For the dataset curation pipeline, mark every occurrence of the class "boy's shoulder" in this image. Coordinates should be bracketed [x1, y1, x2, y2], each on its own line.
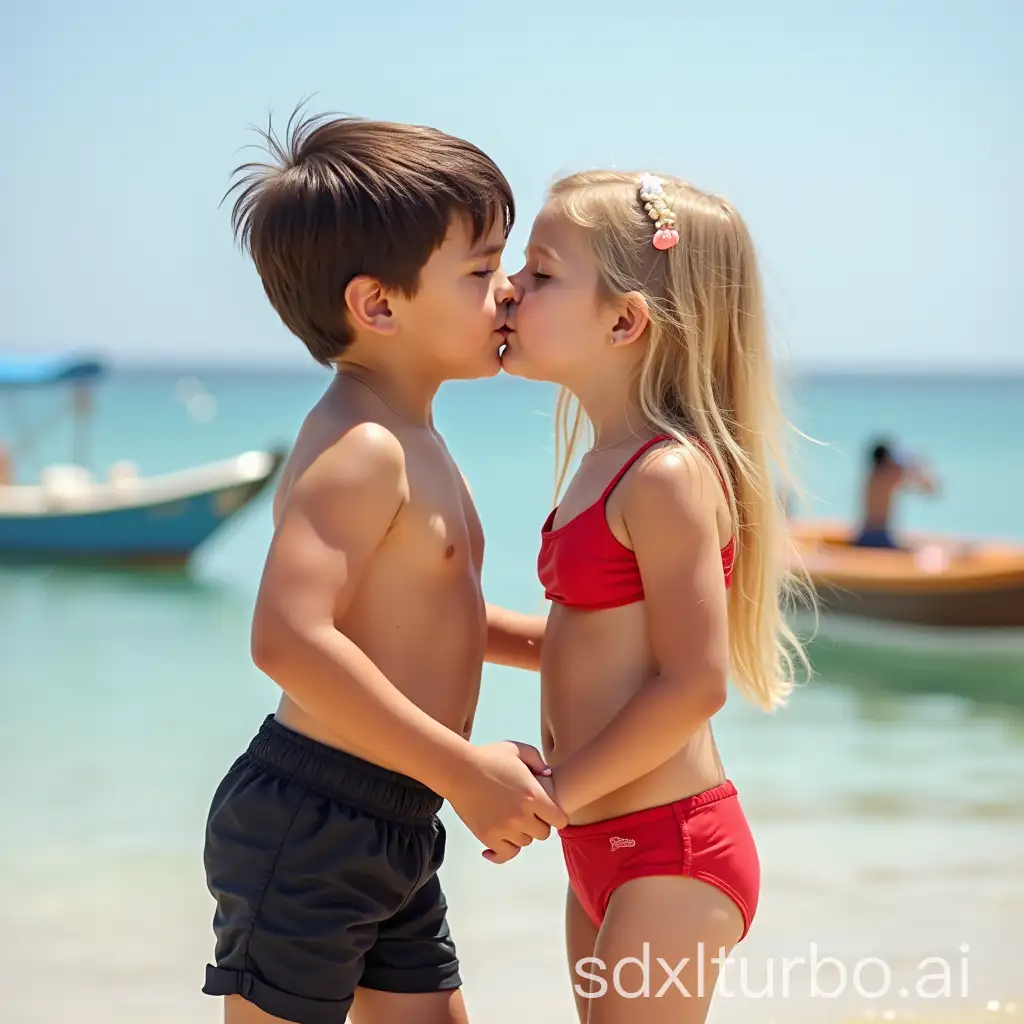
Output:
[274, 410, 411, 525]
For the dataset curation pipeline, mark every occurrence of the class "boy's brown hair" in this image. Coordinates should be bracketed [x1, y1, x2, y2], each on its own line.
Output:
[226, 108, 516, 365]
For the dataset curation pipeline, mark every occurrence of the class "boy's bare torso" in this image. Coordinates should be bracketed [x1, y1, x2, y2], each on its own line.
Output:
[271, 386, 487, 759]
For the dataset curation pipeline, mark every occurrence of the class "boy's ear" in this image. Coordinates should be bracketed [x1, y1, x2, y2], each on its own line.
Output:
[609, 291, 650, 347]
[344, 276, 396, 335]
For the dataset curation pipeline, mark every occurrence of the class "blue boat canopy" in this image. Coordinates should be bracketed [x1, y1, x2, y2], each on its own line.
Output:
[0, 353, 106, 388]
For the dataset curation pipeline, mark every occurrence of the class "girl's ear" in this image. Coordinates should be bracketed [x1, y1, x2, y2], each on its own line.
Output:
[609, 291, 650, 346]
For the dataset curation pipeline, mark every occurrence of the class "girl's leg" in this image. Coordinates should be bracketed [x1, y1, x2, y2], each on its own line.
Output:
[587, 876, 744, 1024]
[565, 883, 600, 1023]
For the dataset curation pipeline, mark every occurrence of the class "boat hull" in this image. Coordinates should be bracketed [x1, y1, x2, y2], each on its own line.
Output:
[0, 450, 283, 566]
[792, 521, 1024, 629]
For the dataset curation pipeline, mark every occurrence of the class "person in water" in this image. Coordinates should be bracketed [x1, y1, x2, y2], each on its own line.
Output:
[854, 439, 938, 549]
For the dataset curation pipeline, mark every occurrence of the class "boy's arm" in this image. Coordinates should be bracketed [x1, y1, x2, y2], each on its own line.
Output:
[250, 424, 473, 794]
[250, 424, 567, 858]
[458, 468, 547, 673]
[485, 603, 547, 672]
[547, 449, 730, 817]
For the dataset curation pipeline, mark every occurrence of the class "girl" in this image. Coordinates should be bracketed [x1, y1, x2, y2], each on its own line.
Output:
[499, 170, 810, 1023]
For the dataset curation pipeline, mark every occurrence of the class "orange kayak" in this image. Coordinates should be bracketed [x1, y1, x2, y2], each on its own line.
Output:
[789, 521, 1024, 628]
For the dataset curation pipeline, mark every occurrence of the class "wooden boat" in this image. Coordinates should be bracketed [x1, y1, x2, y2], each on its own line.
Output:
[0, 352, 284, 566]
[791, 520, 1024, 629]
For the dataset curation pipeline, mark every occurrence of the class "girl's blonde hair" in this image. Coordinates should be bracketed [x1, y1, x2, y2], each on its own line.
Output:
[548, 170, 812, 711]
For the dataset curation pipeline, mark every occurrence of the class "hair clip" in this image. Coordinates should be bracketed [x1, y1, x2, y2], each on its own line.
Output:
[639, 173, 679, 250]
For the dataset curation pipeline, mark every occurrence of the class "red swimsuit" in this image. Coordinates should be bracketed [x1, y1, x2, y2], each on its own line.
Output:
[539, 434, 760, 940]
[539, 434, 736, 608]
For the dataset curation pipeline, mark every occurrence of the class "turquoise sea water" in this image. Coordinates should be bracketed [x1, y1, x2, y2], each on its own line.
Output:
[2, 368, 1023, 1023]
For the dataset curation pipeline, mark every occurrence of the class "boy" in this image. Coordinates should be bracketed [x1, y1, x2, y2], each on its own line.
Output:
[202, 111, 564, 1024]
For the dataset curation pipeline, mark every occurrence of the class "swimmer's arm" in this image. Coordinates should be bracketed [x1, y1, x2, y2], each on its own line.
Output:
[485, 603, 546, 671]
[250, 424, 476, 794]
[549, 450, 729, 816]
[901, 463, 938, 495]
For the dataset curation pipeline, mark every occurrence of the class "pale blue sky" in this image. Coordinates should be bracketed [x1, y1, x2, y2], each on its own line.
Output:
[1, 0, 1019, 369]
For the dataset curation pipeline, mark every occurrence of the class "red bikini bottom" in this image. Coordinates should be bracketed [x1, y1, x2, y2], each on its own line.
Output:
[558, 781, 759, 940]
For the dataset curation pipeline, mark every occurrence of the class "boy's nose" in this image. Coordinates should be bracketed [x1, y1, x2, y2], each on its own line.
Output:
[495, 271, 516, 305]
[503, 271, 524, 304]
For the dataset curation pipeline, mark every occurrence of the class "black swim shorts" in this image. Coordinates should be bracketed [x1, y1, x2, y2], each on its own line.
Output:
[202, 715, 459, 1023]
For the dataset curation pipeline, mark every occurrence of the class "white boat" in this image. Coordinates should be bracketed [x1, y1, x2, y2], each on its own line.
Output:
[0, 352, 283, 566]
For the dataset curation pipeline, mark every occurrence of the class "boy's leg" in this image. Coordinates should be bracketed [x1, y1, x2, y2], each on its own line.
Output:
[349, 988, 468, 1024]
[221, 993, 468, 1024]
[203, 715, 451, 1024]
[352, 834, 466, 1024]
[223, 994, 300, 1022]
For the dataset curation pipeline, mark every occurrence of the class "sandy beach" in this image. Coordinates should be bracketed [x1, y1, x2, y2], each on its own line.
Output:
[2, 794, 1020, 1023]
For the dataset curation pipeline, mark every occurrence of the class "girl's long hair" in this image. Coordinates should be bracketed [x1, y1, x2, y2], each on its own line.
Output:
[549, 170, 812, 711]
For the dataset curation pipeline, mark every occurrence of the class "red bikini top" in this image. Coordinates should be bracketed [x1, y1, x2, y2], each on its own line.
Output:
[537, 434, 736, 611]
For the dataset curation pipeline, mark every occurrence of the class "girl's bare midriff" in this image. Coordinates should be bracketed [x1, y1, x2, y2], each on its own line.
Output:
[542, 600, 726, 826]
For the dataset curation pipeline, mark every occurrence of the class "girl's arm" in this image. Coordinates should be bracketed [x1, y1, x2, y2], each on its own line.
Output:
[550, 448, 731, 817]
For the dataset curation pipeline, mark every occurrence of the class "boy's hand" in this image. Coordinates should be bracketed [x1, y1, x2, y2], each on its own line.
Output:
[446, 741, 568, 864]
[535, 772, 557, 803]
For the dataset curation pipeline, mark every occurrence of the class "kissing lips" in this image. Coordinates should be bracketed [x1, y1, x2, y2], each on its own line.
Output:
[495, 324, 513, 357]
